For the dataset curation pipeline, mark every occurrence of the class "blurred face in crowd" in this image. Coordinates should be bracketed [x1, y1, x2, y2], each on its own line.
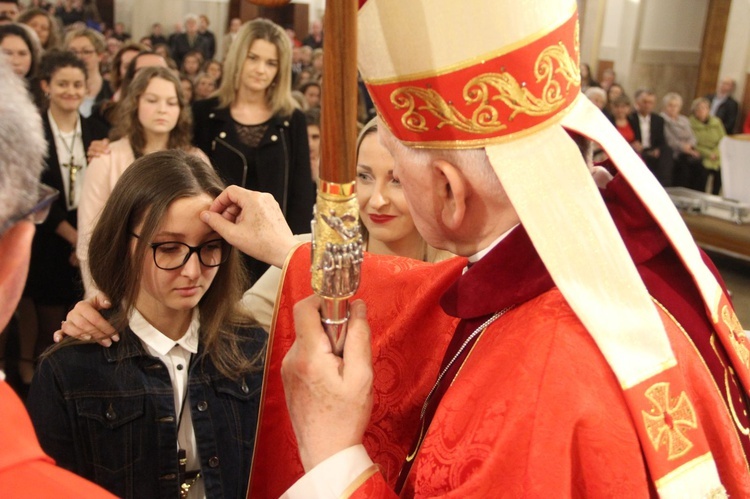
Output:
[241, 39, 278, 95]
[357, 132, 418, 247]
[41, 65, 87, 115]
[229, 18, 241, 34]
[663, 98, 682, 120]
[612, 102, 630, 120]
[303, 83, 320, 108]
[194, 74, 216, 100]
[185, 18, 198, 37]
[138, 77, 180, 138]
[206, 61, 222, 82]
[635, 93, 656, 116]
[307, 123, 320, 181]
[26, 14, 51, 46]
[68, 35, 101, 74]
[0, 1, 20, 22]
[0, 34, 31, 76]
[182, 53, 201, 76]
[180, 77, 193, 102]
[693, 100, 710, 122]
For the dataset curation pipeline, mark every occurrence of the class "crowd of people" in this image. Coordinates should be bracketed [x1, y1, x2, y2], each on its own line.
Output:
[1, 0, 749, 497]
[583, 69, 742, 194]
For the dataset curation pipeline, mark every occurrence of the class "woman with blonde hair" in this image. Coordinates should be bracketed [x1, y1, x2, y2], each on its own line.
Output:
[78, 66, 208, 298]
[63, 27, 111, 117]
[192, 18, 314, 284]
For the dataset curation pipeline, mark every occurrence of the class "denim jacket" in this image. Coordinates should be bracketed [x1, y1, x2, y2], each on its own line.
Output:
[27, 326, 266, 499]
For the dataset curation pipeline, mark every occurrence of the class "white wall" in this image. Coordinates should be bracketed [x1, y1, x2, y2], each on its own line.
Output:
[720, 0, 750, 98]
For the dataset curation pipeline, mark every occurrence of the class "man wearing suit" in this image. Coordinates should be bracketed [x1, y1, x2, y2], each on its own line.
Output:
[707, 77, 739, 135]
[628, 88, 674, 186]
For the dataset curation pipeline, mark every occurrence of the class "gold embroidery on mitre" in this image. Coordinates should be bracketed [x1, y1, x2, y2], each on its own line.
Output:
[722, 305, 749, 368]
[390, 36, 580, 135]
[641, 382, 698, 460]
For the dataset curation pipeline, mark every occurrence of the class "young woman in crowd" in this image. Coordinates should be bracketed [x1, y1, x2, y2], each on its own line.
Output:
[204, 59, 222, 85]
[64, 28, 111, 117]
[78, 66, 207, 298]
[17, 50, 107, 385]
[180, 74, 194, 104]
[28, 150, 265, 499]
[17, 8, 61, 52]
[180, 49, 203, 79]
[242, 118, 453, 330]
[192, 18, 314, 283]
[0, 23, 41, 84]
[108, 42, 145, 99]
[690, 97, 727, 195]
[609, 94, 636, 145]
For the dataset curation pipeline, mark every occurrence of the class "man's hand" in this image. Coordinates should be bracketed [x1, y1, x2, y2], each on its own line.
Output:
[54, 294, 119, 346]
[281, 297, 374, 472]
[200, 186, 299, 268]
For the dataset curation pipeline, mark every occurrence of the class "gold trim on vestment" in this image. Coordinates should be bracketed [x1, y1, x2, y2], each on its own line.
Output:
[340, 464, 380, 499]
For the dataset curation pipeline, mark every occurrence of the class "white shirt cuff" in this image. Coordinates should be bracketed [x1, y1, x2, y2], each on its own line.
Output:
[281, 445, 374, 499]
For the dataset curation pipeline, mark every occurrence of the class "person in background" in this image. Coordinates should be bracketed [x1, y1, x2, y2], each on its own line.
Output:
[580, 63, 598, 92]
[149, 22, 167, 47]
[0, 23, 40, 85]
[221, 17, 242, 62]
[198, 14, 215, 61]
[28, 150, 265, 499]
[584, 86, 607, 111]
[299, 80, 320, 110]
[628, 88, 673, 186]
[599, 67, 616, 91]
[204, 58, 222, 85]
[660, 92, 705, 191]
[111, 22, 130, 43]
[18, 8, 61, 52]
[180, 74, 194, 104]
[171, 13, 208, 69]
[706, 77, 739, 135]
[64, 27, 111, 117]
[0, 46, 115, 499]
[16, 50, 107, 389]
[180, 48, 202, 79]
[192, 18, 314, 284]
[193, 71, 216, 101]
[304, 107, 320, 182]
[302, 19, 323, 49]
[0, 0, 20, 23]
[690, 96, 726, 195]
[54, 0, 84, 28]
[77, 66, 207, 298]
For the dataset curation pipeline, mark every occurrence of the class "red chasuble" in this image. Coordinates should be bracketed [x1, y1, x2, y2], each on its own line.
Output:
[247, 175, 750, 497]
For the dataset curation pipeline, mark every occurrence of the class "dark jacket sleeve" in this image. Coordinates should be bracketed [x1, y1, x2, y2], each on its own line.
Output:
[284, 108, 315, 234]
[27, 356, 80, 473]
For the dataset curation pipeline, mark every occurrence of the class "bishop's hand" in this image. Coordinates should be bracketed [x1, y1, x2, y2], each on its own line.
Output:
[281, 296, 374, 471]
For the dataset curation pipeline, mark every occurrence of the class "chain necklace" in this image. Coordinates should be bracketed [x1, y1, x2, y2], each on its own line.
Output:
[57, 122, 82, 208]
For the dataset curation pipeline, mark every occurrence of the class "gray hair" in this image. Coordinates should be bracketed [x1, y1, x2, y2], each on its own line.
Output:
[0, 58, 46, 227]
[662, 92, 683, 108]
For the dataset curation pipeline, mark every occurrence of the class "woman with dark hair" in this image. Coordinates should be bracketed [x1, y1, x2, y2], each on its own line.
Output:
[0, 23, 41, 83]
[78, 66, 207, 298]
[192, 18, 314, 284]
[17, 50, 107, 385]
[28, 150, 264, 499]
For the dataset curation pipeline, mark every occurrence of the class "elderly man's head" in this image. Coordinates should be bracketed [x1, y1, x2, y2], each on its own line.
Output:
[0, 59, 47, 329]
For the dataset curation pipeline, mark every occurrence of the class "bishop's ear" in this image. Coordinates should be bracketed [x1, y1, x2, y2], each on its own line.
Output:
[431, 159, 467, 231]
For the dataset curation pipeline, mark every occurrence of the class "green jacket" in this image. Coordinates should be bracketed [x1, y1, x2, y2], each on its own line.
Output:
[689, 115, 726, 170]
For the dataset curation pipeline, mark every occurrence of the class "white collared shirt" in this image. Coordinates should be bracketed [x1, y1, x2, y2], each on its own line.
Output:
[47, 110, 87, 211]
[129, 309, 205, 499]
[638, 113, 652, 148]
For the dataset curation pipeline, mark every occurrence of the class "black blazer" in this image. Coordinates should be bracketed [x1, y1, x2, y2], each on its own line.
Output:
[192, 98, 315, 280]
[24, 112, 107, 303]
[627, 111, 668, 152]
[706, 94, 739, 134]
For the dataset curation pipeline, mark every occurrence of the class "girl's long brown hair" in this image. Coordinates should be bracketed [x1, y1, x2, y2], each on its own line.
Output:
[112, 66, 194, 158]
[87, 150, 259, 378]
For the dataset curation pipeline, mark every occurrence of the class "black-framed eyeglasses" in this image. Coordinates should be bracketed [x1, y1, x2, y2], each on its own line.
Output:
[132, 234, 231, 270]
[0, 184, 59, 235]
